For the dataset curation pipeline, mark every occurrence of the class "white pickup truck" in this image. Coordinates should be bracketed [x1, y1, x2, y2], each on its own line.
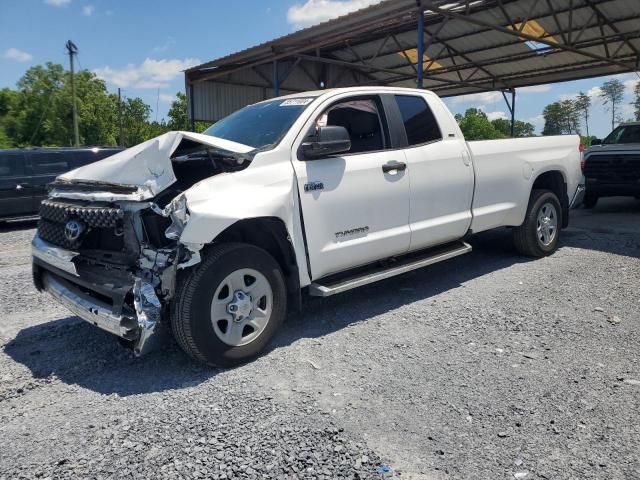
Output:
[32, 87, 584, 366]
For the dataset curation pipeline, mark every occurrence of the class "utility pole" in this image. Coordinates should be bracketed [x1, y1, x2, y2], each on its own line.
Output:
[65, 40, 80, 146]
[118, 88, 124, 147]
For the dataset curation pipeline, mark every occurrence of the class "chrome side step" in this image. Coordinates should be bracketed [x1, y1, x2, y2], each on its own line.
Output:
[309, 241, 472, 297]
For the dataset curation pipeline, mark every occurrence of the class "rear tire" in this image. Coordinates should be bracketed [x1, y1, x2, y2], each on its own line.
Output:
[171, 243, 287, 367]
[513, 189, 562, 258]
[583, 194, 599, 208]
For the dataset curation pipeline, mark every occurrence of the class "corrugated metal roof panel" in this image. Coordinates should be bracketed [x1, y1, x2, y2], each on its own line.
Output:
[188, 0, 640, 121]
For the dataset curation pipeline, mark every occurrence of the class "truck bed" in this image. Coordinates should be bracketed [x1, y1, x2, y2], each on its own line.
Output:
[467, 135, 582, 233]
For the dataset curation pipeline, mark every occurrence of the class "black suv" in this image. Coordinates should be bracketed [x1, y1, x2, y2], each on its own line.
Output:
[583, 122, 640, 208]
[0, 147, 123, 221]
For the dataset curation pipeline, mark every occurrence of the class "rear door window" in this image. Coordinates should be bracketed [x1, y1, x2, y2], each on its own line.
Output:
[0, 154, 25, 177]
[395, 95, 442, 146]
[31, 153, 70, 175]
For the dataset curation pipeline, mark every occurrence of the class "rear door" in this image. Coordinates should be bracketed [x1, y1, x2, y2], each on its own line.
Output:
[291, 94, 411, 280]
[0, 152, 33, 218]
[392, 94, 474, 250]
[29, 151, 73, 210]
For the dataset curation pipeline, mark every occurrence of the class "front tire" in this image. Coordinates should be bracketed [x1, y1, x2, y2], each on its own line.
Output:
[512, 189, 562, 257]
[171, 243, 287, 367]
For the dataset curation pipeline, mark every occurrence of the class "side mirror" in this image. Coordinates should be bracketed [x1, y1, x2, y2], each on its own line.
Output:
[590, 138, 602, 145]
[301, 126, 351, 160]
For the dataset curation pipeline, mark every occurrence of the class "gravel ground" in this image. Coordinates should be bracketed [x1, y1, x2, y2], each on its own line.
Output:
[0, 197, 639, 479]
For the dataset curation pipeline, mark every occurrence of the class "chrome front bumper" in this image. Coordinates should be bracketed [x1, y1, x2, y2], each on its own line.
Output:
[41, 271, 137, 338]
[32, 234, 164, 355]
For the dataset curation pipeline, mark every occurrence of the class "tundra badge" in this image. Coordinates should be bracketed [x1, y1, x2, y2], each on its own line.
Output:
[304, 181, 324, 192]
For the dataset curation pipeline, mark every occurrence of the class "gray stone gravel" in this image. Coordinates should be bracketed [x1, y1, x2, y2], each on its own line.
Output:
[1, 198, 639, 479]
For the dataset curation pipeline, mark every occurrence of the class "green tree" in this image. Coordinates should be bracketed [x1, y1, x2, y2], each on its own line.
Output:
[122, 97, 152, 146]
[632, 81, 640, 121]
[600, 79, 625, 130]
[574, 91, 591, 137]
[491, 118, 535, 137]
[0, 62, 158, 147]
[166, 92, 208, 133]
[0, 88, 19, 148]
[454, 108, 505, 140]
[542, 100, 580, 135]
[542, 102, 563, 135]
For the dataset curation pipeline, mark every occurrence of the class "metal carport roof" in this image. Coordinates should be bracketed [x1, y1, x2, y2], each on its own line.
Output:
[185, 0, 640, 125]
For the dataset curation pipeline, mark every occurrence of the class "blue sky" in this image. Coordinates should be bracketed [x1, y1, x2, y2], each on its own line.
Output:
[1, 0, 638, 137]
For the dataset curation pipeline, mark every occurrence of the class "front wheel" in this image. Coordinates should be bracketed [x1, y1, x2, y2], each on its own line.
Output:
[171, 243, 287, 367]
[512, 189, 562, 258]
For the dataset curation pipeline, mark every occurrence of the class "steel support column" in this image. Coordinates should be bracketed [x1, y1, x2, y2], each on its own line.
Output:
[510, 89, 516, 136]
[502, 89, 516, 136]
[273, 60, 279, 97]
[416, 3, 424, 88]
[189, 83, 195, 131]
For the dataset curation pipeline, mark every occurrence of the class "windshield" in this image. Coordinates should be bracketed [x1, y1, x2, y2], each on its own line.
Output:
[203, 97, 316, 150]
[603, 124, 640, 145]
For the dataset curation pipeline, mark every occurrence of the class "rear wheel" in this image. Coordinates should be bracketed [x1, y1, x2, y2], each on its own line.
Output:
[583, 194, 599, 208]
[513, 189, 562, 257]
[171, 243, 286, 367]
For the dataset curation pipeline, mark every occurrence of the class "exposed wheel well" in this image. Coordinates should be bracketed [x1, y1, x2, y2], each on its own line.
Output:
[210, 217, 301, 311]
[532, 171, 569, 228]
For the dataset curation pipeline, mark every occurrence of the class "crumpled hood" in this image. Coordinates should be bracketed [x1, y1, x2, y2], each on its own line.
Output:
[53, 131, 253, 201]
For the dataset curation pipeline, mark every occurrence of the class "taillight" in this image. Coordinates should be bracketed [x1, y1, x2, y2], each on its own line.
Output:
[579, 143, 585, 173]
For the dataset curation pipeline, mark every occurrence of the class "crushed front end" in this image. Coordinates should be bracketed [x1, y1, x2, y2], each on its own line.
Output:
[31, 196, 193, 356]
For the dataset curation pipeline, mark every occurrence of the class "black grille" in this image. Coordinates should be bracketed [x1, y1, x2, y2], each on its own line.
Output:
[38, 219, 79, 249]
[40, 199, 123, 228]
[584, 154, 640, 182]
[37, 200, 124, 249]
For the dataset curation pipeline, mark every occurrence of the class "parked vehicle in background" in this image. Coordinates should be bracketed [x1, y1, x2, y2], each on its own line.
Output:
[583, 122, 640, 208]
[31, 87, 584, 366]
[0, 147, 123, 221]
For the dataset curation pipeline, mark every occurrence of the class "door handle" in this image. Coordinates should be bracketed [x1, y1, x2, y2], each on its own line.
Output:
[16, 183, 29, 190]
[382, 161, 407, 173]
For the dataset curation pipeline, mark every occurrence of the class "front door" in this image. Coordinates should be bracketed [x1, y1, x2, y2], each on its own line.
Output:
[292, 95, 411, 280]
[0, 152, 33, 218]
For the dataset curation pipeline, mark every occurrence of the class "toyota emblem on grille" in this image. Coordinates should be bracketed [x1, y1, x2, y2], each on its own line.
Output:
[64, 220, 85, 242]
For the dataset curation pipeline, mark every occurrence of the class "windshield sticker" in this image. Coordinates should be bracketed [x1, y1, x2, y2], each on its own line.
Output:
[280, 98, 314, 106]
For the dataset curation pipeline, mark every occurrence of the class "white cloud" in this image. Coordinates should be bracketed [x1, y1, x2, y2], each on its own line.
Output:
[159, 93, 177, 103]
[485, 111, 507, 121]
[519, 84, 552, 94]
[82, 5, 94, 16]
[153, 37, 176, 53]
[287, 0, 382, 28]
[524, 114, 544, 126]
[624, 79, 639, 95]
[45, 0, 71, 6]
[3, 48, 33, 62]
[586, 86, 602, 98]
[559, 86, 602, 103]
[93, 58, 201, 89]
[452, 91, 502, 105]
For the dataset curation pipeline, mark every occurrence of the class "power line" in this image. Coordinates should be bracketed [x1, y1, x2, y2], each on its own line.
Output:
[65, 40, 80, 146]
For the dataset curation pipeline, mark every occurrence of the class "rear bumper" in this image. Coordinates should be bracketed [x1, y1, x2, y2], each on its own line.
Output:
[585, 178, 640, 197]
[32, 234, 164, 355]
